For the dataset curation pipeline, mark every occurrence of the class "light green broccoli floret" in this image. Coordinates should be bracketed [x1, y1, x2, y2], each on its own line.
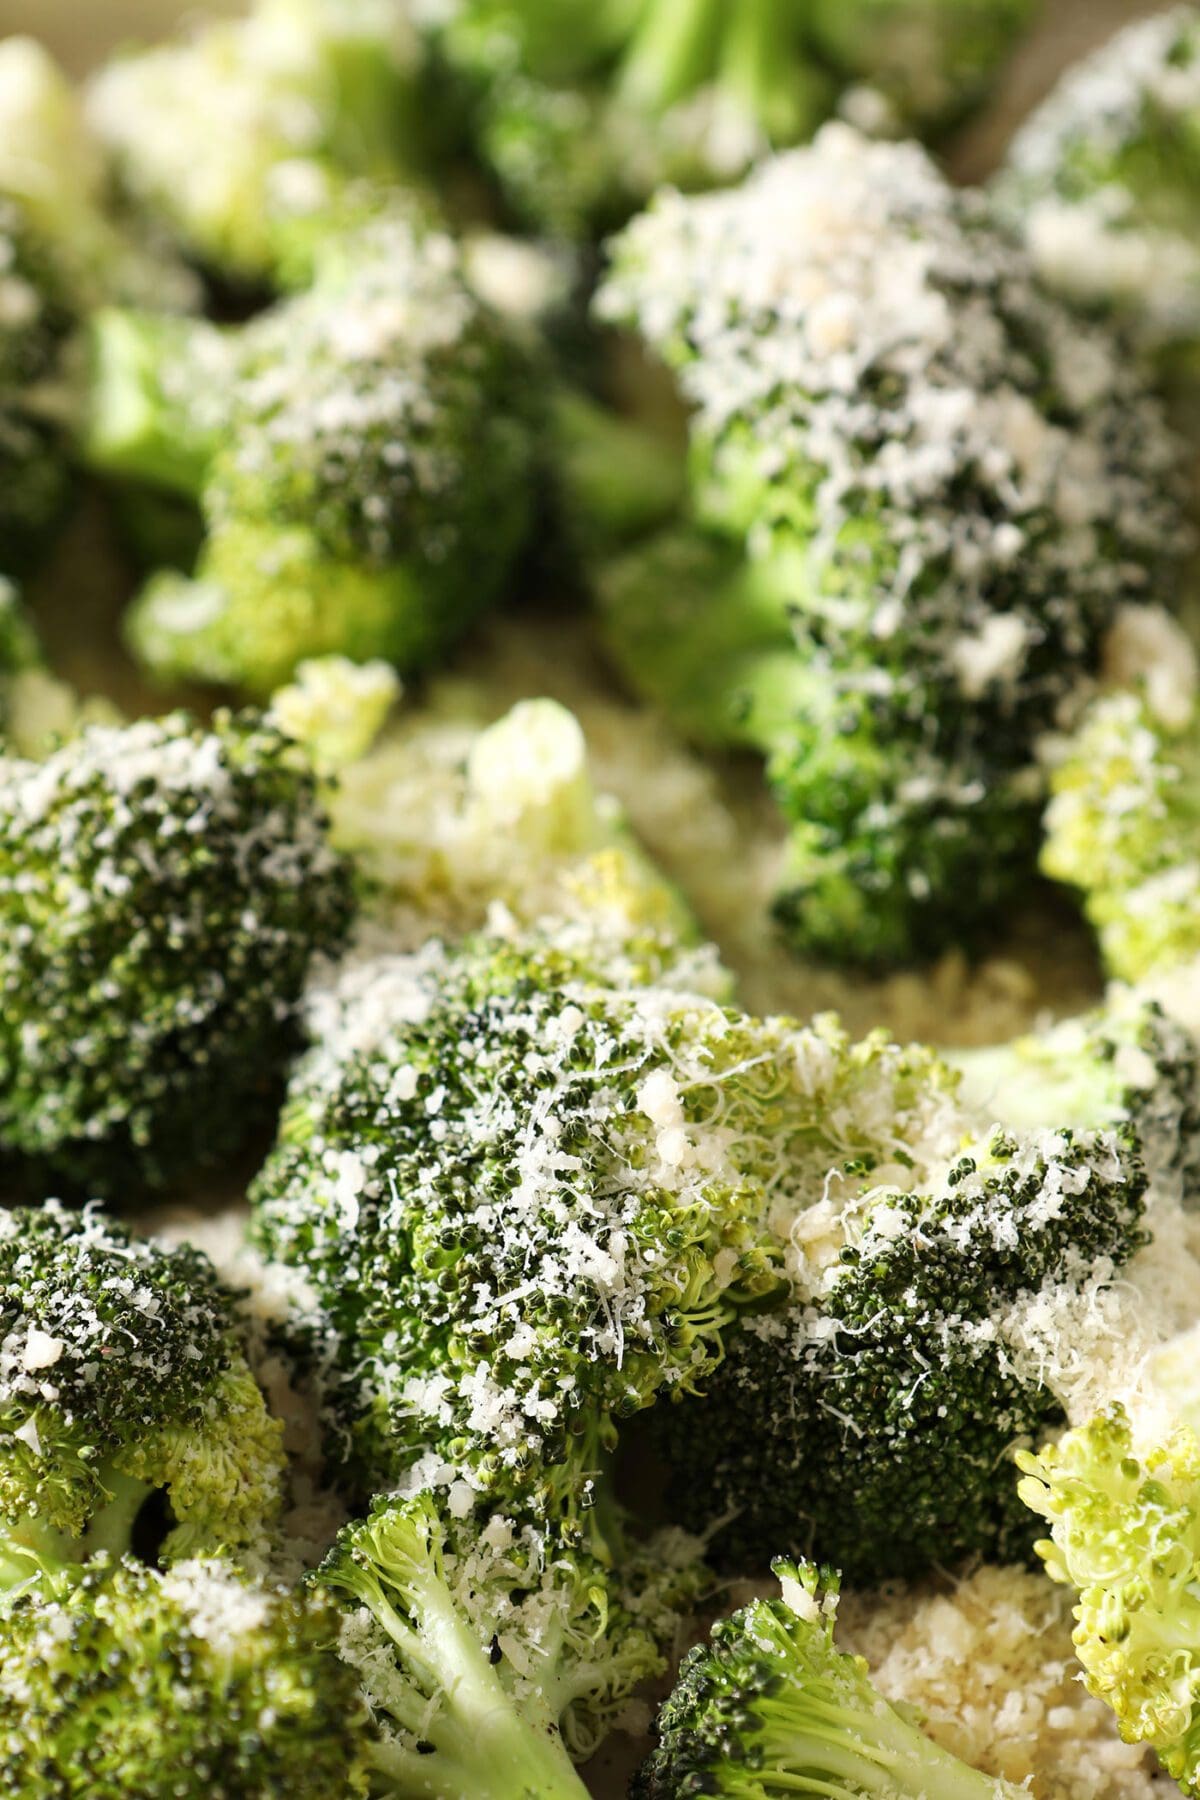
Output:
[320, 1491, 707, 1792]
[595, 126, 1187, 966]
[1019, 1406, 1200, 1792]
[0, 1202, 286, 1592]
[272, 663, 705, 957]
[634, 1559, 1024, 1798]
[85, 0, 428, 285]
[0, 1553, 366, 1799]
[1042, 688, 1200, 982]
[998, 5, 1200, 360]
[0, 710, 354, 1192]
[952, 990, 1200, 1197]
[249, 922, 965, 1511]
[89, 212, 537, 697]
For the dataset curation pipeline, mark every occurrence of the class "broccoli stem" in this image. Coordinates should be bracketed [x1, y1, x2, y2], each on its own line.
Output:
[719, 0, 823, 141]
[0, 1467, 153, 1595]
[553, 388, 686, 546]
[618, 0, 724, 110]
[80, 1468, 155, 1562]
[85, 308, 230, 498]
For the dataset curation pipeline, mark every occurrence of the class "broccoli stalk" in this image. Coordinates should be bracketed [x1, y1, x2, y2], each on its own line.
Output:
[635, 1559, 1023, 1798]
[619, 0, 820, 146]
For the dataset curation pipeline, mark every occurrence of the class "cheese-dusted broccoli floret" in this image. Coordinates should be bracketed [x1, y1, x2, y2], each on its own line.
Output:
[249, 926, 962, 1513]
[998, 5, 1200, 360]
[0, 1202, 286, 1591]
[86, 0, 427, 286]
[596, 125, 1188, 966]
[88, 212, 537, 697]
[0, 1554, 365, 1799]
[0, 710, 354, 1193]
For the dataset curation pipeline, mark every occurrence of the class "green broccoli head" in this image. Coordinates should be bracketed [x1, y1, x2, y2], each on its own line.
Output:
[654, 1125, 1148, 1581]
[634, 1558, 1023, 1799]
[1018, 1406, 1200, 1792]
[320, 1489, 705, 1794]
[953, 991, 1200, 1198]
[0, 1552, 366, 1799]
[1042, 688, 1200, 983]
[100, 213, 537, 697]
[85, 0, 428, 284]
[0, 1202, 286, 1590]
[596, 128, 1188, 965]
[998, 6, 1200, 359]
[0, 709, 354, 1193]
[249, 926, 964, 1512]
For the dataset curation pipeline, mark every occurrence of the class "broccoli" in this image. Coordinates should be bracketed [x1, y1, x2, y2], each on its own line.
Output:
[0, 1202, 286, 1593]
[272, 664, 707, 957]
[0, 1552, 365, 1799]
[249, 925, 964, 1512]
[1041, 686, 1200, 984]
[433, 0, 1031, 239]
[652, 1125, 1148, 1580]
[87, 212, 537, 697]
[1018, 1405, 1200, 1793]
[998, 5, 1200, 366]
[634, 1558, 1024, 1798]
[85, 0, 429, 287]
[0, 709, 354, 1193]
[595, 126, 1189, 965]
[320, 1490, 706, 1793]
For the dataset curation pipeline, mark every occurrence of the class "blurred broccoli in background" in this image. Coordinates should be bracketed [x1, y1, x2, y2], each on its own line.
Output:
[0, 710, 353, 1193]
[85, 0, 430, 290]
[998, 5, 1200, 371]
[635, 1559, 1025, 1798]
[595, 125, 1188, 967]
[0, 1554, 364, 1799]
[86, 211, 538, 696]
[431, 0, 1036, 239]
[0, 1201, 285, 1593]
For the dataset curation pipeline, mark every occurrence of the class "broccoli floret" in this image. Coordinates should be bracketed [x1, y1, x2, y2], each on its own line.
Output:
[249, 926, 964, 1512]
[320, 1490, 705, 1794]
[0, 710, 353, 1193]
[953, 992, 1200, 1196]
[653, 1125, 1148, 1580]
[1018, 1406, 1200, 1792]
[85, 0, 428, 286]
[0, 1552, 365, 1799]
[635, 1558, 1024, 1799]
[998, 6, 1200, 363]
[272, 668, 707, 956]
[596, 126, 1188, 965]
[89, 213, 537, 697]
[1041, 687, 1200, 983]
[0, 1202, 286, 1591]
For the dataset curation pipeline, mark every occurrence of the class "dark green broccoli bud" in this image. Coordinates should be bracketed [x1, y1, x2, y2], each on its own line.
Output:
[0, 710, 354, 1192]
[250, 927, 964, 1511]
[808, 0, 1037, 132]
[319, 1490, 706, 1792]
[953, 992, 1200, 1198]
[90, 213, 537, 698]
[1018, 1406, 1200, 1794]
[85, 0, 430, 285]
[998, 6, 1200, 363]
[654, 1126, 1148, 1581]
[0, 1552, 367, 1799]
[1041, 687, 1200, 983]
[596, 127, 1189, 964]
[634, 1558, 1024, 1799]
[0, 1202, 286, 1592]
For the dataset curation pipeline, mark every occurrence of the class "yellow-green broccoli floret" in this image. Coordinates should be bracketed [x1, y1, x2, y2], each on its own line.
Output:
[0, 710, 354, 1193]
[634, 1559, 1024, 1798]
[0, 1202, 286, 1593]
[0, 1553, 366, 1799]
